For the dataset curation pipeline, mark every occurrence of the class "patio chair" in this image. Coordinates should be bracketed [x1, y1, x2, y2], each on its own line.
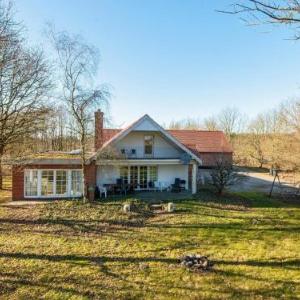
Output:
[171, 178, 185, 193]
[180, 179, 186, 191]
[99, 186, 107, 198]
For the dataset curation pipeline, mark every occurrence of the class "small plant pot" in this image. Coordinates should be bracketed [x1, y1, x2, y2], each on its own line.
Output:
[123, 204, 131, 213]
[167, 202, 175, 212]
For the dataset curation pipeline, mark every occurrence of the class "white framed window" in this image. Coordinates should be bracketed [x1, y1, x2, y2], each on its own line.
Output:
[71, 170, 83, 196]
[24, 170, 38, 196]
[56, 170, 68, 196]
[144, 135, 154, 156]
[24, 169, 83, 198]
[41, 170, 54, 196]
[149, 166, 158, 183]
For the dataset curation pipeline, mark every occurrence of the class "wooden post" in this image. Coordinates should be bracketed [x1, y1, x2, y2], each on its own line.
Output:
[192, 162, 197, 194]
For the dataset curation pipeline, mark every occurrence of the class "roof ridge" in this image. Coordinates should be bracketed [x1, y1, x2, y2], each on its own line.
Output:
[168, 129, 224, 133]
[104, 128, 224, 133]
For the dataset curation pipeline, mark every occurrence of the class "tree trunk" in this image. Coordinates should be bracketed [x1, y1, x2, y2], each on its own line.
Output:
[80, 133, 87, 202]
[0, 147, 4, 190]
[0, 159, 2, 190]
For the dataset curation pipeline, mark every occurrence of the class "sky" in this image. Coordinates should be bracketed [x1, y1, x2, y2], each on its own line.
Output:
[13, 0, 300, 127]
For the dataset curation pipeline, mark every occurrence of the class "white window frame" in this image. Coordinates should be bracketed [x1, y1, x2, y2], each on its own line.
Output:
[24, 170, 39, 197]
[70, 170, 83, 197]
[24, 169, 83, 198]
[40, 169, 55, 197]
[119, 165, 158, 191]
[144, 135, 154, 157]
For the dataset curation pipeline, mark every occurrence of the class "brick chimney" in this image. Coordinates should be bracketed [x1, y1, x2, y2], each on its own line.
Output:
[94, 110, 104, 151]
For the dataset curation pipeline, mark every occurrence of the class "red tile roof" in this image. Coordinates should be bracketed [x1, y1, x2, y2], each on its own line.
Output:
[168, 130, 233, 153]
[102, 128, 233, 155]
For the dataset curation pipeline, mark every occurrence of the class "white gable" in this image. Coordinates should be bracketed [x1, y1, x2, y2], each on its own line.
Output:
[134, 118, 159, 131]
[93, 114, 202, 164]
[115, 131, 184, 159]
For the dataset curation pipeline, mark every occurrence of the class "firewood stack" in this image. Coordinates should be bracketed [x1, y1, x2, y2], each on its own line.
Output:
[181, 254, 213, 272]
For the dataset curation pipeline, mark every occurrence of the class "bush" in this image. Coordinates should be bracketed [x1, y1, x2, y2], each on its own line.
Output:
[209, 157, 243, 195]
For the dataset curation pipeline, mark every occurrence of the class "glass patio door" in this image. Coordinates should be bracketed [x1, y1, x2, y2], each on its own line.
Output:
[130, 166, 138, 188]
[139, 166, 148, 189]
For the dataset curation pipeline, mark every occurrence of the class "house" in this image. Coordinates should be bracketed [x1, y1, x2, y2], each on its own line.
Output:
[11, 111, 232, 200]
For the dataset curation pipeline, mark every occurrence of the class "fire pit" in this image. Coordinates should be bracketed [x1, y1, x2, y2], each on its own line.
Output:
[181, 254, 213, 272]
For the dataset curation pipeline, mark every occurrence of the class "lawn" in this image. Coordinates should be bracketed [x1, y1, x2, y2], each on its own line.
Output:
[0, 191, 299, 299]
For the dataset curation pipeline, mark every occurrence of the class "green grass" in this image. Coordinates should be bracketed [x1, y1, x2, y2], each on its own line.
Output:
[0, 191, 299, 299]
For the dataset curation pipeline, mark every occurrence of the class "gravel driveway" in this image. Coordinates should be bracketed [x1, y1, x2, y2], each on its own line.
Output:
[230, 171, 298, 194]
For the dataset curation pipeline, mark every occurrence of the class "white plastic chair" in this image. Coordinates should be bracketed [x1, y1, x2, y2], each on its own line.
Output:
[99, 186, 107, 198]
[161, 182, 170, 191]
[154, 181, 161, 192]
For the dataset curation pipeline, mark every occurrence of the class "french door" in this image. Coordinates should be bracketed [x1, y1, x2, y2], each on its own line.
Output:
[139, 166, 148, 189]
[126, 165, 158, 190]
[130, 166, 138, 188]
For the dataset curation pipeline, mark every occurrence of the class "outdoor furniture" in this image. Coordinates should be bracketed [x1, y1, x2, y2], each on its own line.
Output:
[171, 178, 186, 193]
[153, 181, 170, 192]
[99, 186, 107, 198]
[130, 149, 137, 158]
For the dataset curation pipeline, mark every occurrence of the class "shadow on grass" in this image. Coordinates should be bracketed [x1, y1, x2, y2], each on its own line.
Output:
[215, 258, 300, 269]
[0, 251, 299, 299]
[0, 251, 179, 265]
[2, 251, 299, 269]
[144, 222, 300, 232]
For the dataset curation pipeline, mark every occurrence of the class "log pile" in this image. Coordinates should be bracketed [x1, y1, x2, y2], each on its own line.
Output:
[181, 254, 213, 272]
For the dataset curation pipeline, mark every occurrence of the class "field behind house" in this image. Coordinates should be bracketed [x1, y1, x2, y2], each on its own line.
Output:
[0, 190, 299, 299]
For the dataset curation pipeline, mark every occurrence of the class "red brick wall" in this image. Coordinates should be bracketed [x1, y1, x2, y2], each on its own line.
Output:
[199, 152, 233, 167]
[12, 163, 97, 201]
[84, 162, 97, 200]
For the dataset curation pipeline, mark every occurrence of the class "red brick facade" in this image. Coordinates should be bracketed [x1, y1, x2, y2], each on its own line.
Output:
[12, 163, 97, 201]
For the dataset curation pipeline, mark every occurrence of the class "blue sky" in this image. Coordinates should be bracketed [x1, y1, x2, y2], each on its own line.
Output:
[14, 0, 300, 126]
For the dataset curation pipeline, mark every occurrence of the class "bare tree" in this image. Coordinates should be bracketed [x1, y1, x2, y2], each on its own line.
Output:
[168, 118, 201, 130]
[203, 116, 219, 131]
[248, 114, 269, 168]
[49, 28, 109, 201]
[209, 155, 242, 195]
[0, 1, 52, 188]
[218, 107, 244, 138]
[223, 1, 300, 39]
[280, 99, 300, 133]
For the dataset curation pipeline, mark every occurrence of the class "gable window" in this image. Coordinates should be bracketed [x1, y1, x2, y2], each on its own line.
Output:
[144, 135, 154, 156]
[24, 170, 38, 196]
